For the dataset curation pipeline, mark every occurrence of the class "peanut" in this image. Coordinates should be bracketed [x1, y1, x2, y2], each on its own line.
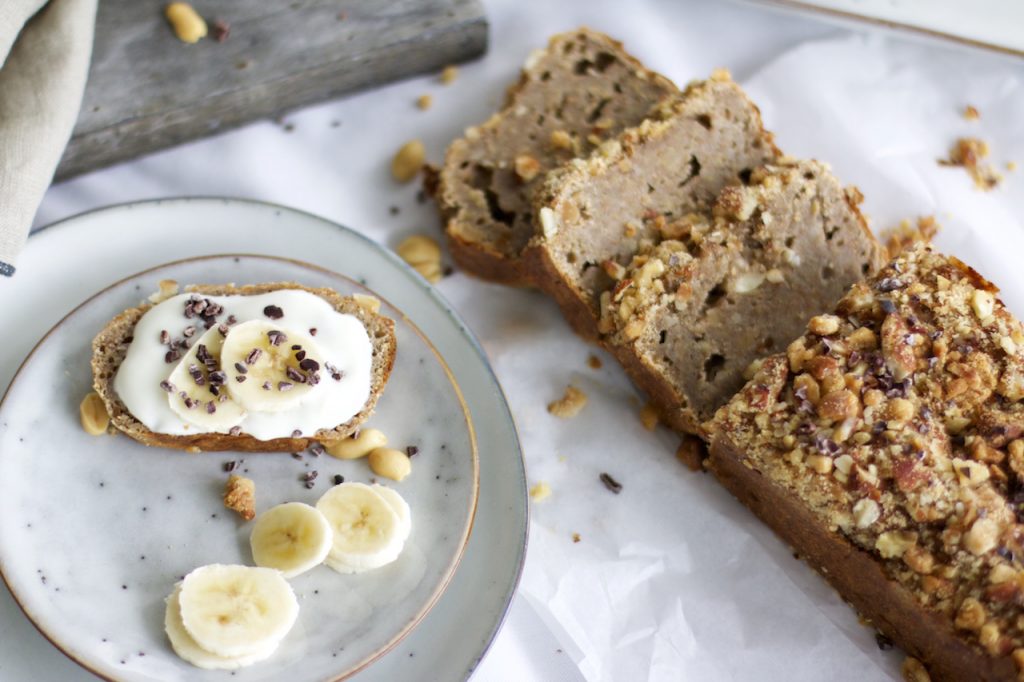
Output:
[352, 293, 381, 314]
[416, 94, 433, 110]
[391, 140, 426, 182]
[397, 234, 443, 283]
[80, 392, 110, 436]
[439, 65, 458, 84]
[368, 447, 412, 482]
[165, 3, 207, 43]
[325, 428, 388, 460]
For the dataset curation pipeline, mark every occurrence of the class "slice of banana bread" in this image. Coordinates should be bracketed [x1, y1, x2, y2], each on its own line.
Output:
[436, 28, 677, 285]
[708, 246, 1024, 680]
[525, 72, 779, 339]
[600, 159, 886, 434]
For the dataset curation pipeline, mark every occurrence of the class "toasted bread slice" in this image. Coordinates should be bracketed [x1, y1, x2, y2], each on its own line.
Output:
[435, 28, 677, 285]
[91, 283, 396, 452]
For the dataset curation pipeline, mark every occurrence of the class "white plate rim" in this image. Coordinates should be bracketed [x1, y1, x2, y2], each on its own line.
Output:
[6, 197, 530, 681]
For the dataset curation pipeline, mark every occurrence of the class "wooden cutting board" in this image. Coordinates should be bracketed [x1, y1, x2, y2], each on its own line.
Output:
[56, 0, 488, 180]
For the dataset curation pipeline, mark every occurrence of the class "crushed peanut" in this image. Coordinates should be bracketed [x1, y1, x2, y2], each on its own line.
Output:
[548, 385, 587, 419]
[223, 474, 256, 521]
[397, 234, 443, 283]
[901, 657, 931, 682]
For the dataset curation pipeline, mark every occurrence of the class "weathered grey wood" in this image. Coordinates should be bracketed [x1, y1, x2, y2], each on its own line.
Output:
[56, 0, 487, 180]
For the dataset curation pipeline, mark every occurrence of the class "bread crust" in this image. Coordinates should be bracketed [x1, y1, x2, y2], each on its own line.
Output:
[710, 433, 1017, 682]
[91, 282, 396, 452]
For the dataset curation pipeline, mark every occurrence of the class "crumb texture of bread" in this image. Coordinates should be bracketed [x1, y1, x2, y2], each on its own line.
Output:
[526, 75, 780, 339]
[600, 159, 885, 433]
[436, 27, 678, 284]
[707, 246, 1024, 680]
[91, 282, 396, 453]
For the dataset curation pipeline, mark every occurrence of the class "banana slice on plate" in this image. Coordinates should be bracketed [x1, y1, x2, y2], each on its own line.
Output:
[222, 320, 324, 413]
[316, 482, 407, 574]
[250, 502, 333, 578]
[177, 564, 298, 659]
[164, 585, 277, 670]
[166, 327, 246, 430]
[371, 484, 412, 543]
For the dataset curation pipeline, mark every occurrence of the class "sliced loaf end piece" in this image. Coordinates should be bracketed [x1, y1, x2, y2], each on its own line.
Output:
[436, 27, 677, 285]
[600, 159, 886, 434]
[91, 283, 396, 452]
[526, 73, 779, 339]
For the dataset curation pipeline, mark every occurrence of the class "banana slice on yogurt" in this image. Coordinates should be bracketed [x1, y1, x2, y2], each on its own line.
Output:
[165, 327, 246, 430]
[222, 320, 325, 412]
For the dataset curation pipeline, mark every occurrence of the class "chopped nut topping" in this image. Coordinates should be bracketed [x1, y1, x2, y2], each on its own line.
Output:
[940, 137, 1002, 190]
[223, 475, 256, 521]
[514, 154, 542, 182]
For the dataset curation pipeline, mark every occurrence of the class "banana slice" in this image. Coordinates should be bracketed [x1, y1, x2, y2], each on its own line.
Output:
[166, 327, 246, 430]
[371, 484, 412, 543]
[178, 564, 298, 659]
[222, 320, 324, 413]
[250, 502, 333, 578]
[316, 482, 405, 574]
[164, 585, 277, 670]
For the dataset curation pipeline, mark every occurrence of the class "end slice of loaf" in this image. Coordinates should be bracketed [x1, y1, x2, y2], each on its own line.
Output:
[525, 73, 779, 339]
[91, 283, 396, 453]
[707, 246, 1024, 680]
[436, 27, 677, 285]
[601, 159, 886, 434]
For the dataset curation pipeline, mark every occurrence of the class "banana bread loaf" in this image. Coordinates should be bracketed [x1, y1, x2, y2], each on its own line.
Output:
[708, 246, 1024, 681]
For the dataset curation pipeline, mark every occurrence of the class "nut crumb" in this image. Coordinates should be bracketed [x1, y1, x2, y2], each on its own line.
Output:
[548, 385, 587, 418]
[439, 65, 458, 84]
[881, 216, 939, 259]
[397, 234, 443, 283]
[529, 481, 551, 502]
[223, 475, 256, 521]
[572, 532, 581, 543]
[352, 293, 381, 314]
[639, 402, 659, 430]
[964, 105, 980, 120]
[586, 354, 602, 370]
[514, 154, 542, 182]
[416, 94, 432, 110]
[940, 137, 1002, 190]
[550, 129, 575, 151]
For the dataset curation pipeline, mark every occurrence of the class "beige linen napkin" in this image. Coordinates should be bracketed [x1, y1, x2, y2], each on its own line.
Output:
[0, 0, 96, 277]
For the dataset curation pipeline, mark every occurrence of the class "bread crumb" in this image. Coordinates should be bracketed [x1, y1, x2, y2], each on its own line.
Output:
[964, 105, 980, 120]
[639, 402, 659, 430]
[440, 65, 458, 84]
[572, 532, 581, 543]
[548, 385, 587, 418]
[529, 481, 552, 502]
[939, 137, 1002, 190]
[223, 474, 256, 521]
[675, 436, 705, 471]
[901, 656, 931, 682]
[587, 354, 602, 370]
[881, 216, 939, 259]
[416, 94, 432, 111]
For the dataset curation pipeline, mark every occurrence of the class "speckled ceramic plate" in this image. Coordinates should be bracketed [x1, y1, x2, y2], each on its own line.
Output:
[0, 253, 480, 681]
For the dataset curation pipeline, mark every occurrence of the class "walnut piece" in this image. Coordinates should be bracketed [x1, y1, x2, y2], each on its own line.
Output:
[223, 475, 256, 521]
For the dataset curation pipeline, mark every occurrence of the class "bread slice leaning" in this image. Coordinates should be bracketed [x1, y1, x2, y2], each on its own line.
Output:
[600, 159, 886, 435]
[91, 283, 396, 453]
[525, 72, 779, 340]
[436, 27, 677, 285]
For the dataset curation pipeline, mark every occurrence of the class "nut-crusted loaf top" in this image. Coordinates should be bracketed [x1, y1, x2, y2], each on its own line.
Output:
[528, 72, 779, 331]
[708, 246, 1024, 664]
[599, 158, 885, 433]
[436, 27, 677, 282]
[91, 282, 396, 453]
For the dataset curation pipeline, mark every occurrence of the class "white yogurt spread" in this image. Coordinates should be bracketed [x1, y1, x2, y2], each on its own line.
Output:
[114, 290, 373, 441]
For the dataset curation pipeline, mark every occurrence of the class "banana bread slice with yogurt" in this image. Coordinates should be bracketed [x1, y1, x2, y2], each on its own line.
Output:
[436, 28, 677, 285]
[600, 159, 886, 435]
[526, 72, 779, 339]
[707, 246, 1024, 680]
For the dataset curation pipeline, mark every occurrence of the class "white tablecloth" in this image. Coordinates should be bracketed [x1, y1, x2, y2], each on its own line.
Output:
[26, 0, 1024, 680]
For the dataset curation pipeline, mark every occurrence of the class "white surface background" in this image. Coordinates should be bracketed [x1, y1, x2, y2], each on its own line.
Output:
[20, 0, 1024, 680]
